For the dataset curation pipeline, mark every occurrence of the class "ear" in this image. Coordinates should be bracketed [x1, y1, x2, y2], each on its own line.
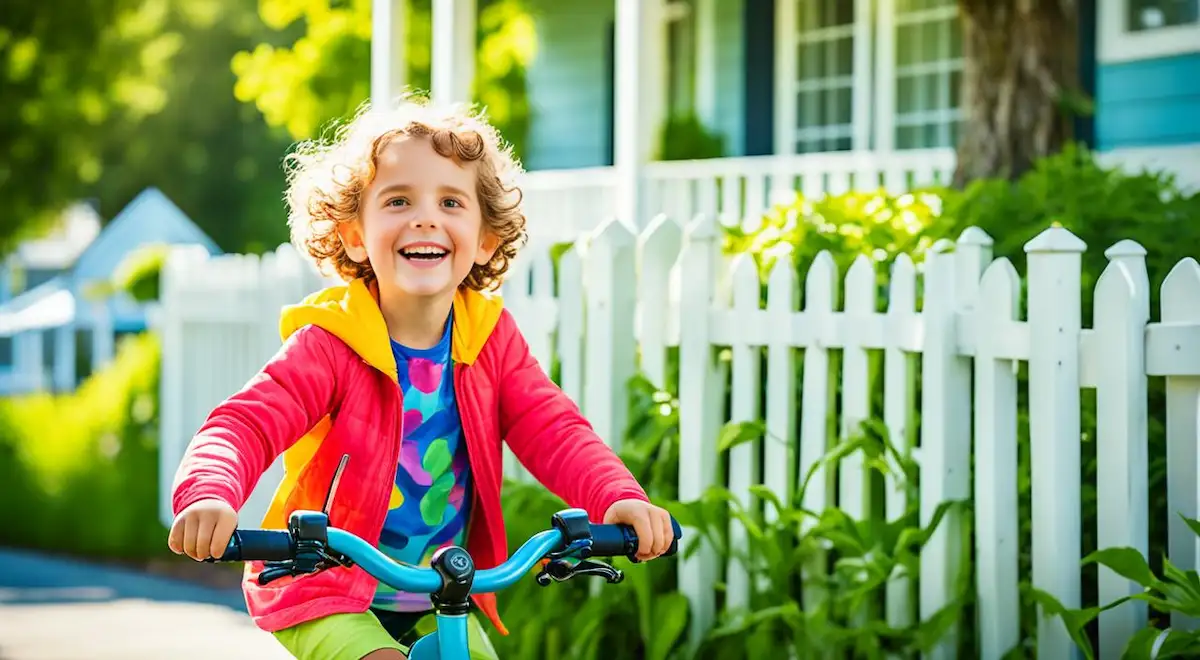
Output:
[475, 230, 500, 266]
[337, 220, 369, 264]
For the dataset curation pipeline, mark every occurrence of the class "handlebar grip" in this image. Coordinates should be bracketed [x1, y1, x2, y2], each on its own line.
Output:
[589, 516, 683, 560]
[212, 530, 295, 562]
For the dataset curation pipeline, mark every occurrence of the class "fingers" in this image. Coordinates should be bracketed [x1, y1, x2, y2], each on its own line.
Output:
[182, 513, 200, 560]
[167, 517, 185, 555]
[195, 517, 215, 561]
[630, 511, 655, 561]
[653, 508, 673, 557]
[210, 512, 238, 560]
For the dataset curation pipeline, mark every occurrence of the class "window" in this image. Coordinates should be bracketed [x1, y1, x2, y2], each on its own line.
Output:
[1127, 0, 1199, 31]
[893, 0, 963, 149]
[787, 0, 857, 153]
[775, 0, 963, 155]
[1100, 0, 1200, 63]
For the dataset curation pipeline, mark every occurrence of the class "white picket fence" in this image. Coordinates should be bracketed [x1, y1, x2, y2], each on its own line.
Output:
[156, 217, 1200, 660]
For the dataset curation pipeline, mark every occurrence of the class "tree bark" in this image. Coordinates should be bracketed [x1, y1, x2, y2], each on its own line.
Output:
[953, 0, 1082, 186]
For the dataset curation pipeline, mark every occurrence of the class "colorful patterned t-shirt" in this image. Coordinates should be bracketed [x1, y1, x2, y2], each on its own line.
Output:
[372, 313, 472, 612]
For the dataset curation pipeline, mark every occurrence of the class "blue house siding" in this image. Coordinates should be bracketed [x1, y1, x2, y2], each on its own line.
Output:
[1096, 52, 1200, 149]
[523, 0, 615, 170]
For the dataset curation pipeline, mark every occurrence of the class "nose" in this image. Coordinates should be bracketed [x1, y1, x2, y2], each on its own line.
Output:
[408, 203, 441, 229]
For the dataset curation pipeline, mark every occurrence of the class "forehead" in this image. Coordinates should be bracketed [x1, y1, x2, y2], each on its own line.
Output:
[372, 135, 477, 187]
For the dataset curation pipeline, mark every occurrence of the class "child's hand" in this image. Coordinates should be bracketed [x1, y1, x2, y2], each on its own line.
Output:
[602, 499, 675, 561]
[168, 498, 239, 561]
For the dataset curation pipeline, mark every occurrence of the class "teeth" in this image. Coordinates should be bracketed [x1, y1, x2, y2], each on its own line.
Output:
[401, 246, 447, 256]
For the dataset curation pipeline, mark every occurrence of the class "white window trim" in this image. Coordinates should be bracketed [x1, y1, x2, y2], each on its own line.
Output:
[1098, 0, 1200, 64]
[772, 0, 873, 156]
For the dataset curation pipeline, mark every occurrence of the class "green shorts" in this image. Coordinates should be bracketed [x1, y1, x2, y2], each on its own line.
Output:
[273, 608, 499, 659]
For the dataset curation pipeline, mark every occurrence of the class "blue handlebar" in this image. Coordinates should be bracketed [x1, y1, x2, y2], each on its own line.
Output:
[326, 527, 564, 594]
[210, 508, 683, 595]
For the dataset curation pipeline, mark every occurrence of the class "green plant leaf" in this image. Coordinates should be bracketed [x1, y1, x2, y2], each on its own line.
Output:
[1082, 547, 1157, 589]
[717, 421, 766, 453]
[646, 592, 689, 660]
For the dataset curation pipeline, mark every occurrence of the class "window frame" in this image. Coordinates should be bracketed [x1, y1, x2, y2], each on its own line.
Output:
[1099, 0, 1200, 63]
[774, 0, 964, 156]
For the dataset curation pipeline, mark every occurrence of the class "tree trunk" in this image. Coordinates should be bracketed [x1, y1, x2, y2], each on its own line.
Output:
[953, 0, 1082, 186]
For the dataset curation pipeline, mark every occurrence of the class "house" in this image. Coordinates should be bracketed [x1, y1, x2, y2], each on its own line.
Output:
[371, 0, 1200, 241]
[0, 188, 222, 395]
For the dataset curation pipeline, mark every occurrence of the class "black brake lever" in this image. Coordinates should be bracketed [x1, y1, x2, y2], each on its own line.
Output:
[535, 558, 624, 586]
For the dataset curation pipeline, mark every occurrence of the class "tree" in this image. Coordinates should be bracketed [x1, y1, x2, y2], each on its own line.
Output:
[88, 0, 298, 254]
[0, 0, 181, 250]
[229, 0, 535, 158]
[953, 0, 1089, 185]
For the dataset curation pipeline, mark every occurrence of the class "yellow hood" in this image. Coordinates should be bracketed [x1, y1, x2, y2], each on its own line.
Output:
[278, 278, 505, 374]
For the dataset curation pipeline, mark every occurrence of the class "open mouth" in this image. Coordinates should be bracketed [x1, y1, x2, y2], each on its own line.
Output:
[399, 244, 449, 261]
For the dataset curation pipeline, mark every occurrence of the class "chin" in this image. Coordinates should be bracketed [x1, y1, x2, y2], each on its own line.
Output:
[389, 277, 455, 299]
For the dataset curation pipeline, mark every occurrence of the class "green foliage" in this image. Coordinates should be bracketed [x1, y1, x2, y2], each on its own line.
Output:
[656, 113, 725, 161]
[677, 418, 971, 659]
[1041, 517, 1200, 658]
[723, 187, 952, 292]
[0, 333, 165, 559]
[231, 0, 535, 160]
[489, 373, 686, 659]
[87, 0, 297, 255]
[85, 243, 172, 303]
[941, 142, 1200, 316]
[0, 0, 179, 249]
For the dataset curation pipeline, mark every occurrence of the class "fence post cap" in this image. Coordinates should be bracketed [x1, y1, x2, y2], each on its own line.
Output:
[1103, 239, 1147, 259]
[683, 214, 719, 240]
[1023, 225, 1086, 254]
[957, 226, 994, 246]
[590, 216, 636, 246]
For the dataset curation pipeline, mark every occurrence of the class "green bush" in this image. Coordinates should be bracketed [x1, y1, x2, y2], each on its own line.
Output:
[0, 332, 165, 559]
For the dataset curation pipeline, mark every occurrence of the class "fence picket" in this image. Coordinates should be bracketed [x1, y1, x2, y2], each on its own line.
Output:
[1025, 227, 1087, 660]
[799, 250, 837, 612]
[637, 214, 683, 388]
[918, 239, 971, 660]
[725, 254, 763, 610]
[1161, 257, 1200, 632]
[883, 253, 918, 633]
[1092, 240, 1151, 655]
[840, 255, 874, 520]
[676, 215, 726, 645]
[973, 257, 1022, 660]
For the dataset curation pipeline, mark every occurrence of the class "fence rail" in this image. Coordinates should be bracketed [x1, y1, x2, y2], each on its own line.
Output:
[157, 216, 1200, 659]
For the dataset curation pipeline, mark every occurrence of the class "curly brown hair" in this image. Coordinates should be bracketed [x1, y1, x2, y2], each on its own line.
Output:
[284, 95, 527, 291]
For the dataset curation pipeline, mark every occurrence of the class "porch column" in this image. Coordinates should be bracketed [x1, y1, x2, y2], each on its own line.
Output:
[431, 0, 476, 104]
[91, 302, 115, 372]
[14, 330, 43, 391]
[371, 0, 408, 108]
[52, 323, 75, 392]
[614, 0, 667, 227]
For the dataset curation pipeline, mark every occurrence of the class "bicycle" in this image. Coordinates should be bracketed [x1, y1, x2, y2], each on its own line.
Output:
[205, 506, 682, 659]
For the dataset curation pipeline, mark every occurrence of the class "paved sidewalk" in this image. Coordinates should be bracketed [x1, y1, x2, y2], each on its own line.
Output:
[0, 549, 292, 660]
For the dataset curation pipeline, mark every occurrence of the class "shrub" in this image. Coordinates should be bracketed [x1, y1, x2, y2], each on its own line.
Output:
[0, 333, 164, 559]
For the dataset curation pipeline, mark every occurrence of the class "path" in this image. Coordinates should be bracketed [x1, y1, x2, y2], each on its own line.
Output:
[0, 548, 291, 660]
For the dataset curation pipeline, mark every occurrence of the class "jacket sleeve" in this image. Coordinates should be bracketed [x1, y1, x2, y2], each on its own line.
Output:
[495, 313, 649, 522]
[170, 325, 341, 516]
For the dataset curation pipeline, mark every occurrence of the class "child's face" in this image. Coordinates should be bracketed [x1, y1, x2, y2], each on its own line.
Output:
[340, 135, 499, 302]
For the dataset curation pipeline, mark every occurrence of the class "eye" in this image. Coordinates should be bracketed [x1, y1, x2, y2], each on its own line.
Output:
[442, 198, 463, 209]
[386, 197, 409, 208]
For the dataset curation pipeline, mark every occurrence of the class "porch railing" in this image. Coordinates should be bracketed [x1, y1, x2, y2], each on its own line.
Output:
[519, 147, 956, 240]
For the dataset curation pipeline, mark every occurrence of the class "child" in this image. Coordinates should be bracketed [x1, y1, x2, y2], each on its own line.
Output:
[166, 96, 674, 660]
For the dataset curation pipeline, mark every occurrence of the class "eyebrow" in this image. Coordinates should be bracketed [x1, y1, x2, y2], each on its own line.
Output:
[375, 183, 474, 201]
